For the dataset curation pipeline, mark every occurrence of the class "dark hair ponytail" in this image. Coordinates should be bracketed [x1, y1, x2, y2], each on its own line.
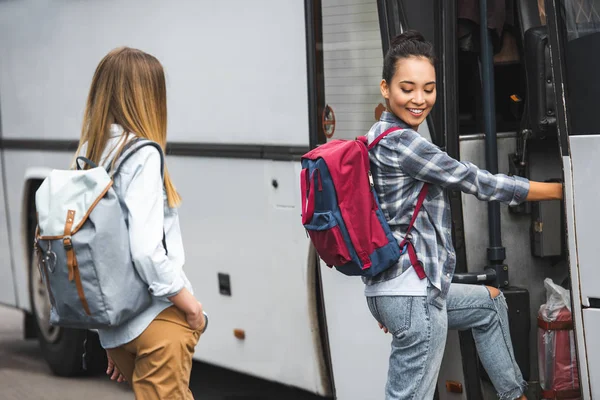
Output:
[382, 30, 436, 83]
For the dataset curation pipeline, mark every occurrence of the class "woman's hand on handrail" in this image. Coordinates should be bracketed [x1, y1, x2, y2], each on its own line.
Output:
[526, 181, 563, 202]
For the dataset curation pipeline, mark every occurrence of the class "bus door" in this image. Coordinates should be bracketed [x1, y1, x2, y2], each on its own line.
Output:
[306, 0, 441, 398]
[546, 0, 600, 397]
[309, 0, 391, 397]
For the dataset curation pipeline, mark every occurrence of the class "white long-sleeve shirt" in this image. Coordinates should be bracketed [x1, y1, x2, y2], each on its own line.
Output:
[80, 124, 192, 348]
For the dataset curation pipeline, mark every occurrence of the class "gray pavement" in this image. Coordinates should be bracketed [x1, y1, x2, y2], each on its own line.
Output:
[0, 306, 131, 400]
[0, 305, 326, 400]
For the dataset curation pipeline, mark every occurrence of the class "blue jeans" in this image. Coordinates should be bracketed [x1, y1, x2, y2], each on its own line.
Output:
[366, 283, 527, 400]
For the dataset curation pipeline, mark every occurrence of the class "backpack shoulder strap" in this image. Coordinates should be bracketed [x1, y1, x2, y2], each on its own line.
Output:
[367, 126, 403, 150]
[108, 137, 169, 255]
[399, 183, 429, 280]
[108, 138, 165, 179]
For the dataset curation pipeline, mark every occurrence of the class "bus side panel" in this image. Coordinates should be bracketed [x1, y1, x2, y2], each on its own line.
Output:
[319, 269, 389, 399]
[582, 309, 600, 397]
[2, 150, 327, 394]
[0, 151, 16, 306]
[567, 135, 600, 397]
[563, 155, 591, 399]
[163, 156, 326, 393]
[568, 135, 600, 304]
[0, 0, 327, 393]
[316, 1, 394, 398]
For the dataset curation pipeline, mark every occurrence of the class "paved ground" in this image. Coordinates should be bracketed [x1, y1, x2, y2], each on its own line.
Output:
[0, 306, 327, 400]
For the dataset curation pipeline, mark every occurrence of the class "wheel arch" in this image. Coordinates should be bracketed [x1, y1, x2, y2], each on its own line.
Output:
[21, 168, 51, 311]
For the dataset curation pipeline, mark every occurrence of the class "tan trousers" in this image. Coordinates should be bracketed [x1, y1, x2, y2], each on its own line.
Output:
[106, 306, 202, 399]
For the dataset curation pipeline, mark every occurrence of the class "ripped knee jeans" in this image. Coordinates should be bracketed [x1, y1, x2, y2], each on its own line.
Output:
[366, 283, 527, 400]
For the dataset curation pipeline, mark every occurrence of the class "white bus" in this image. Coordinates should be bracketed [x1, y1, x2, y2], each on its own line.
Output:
[1, 0, 599, 398]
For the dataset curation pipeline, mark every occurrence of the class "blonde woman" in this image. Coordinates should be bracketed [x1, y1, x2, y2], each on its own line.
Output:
[74, 47, 203, 399]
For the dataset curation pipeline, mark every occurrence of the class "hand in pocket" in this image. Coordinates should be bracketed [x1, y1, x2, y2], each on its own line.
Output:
[186, 301, 205, 331]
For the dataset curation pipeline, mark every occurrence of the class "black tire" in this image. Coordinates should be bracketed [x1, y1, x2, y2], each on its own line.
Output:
[27, 184, 106, 377]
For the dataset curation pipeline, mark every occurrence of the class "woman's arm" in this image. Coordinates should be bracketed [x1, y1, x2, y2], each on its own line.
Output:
[380, 129, 529, 205]
[168, 288, 204, 330]
[526, 181, 563, 201]
[383, 129, 564, 204]
[123, 147, 201, 324]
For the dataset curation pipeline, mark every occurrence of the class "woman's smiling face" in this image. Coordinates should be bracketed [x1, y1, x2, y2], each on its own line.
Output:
[380, 56, 436, 130]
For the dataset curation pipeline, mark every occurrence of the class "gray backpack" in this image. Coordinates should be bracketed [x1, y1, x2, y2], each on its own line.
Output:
[34, 138, 164, 329]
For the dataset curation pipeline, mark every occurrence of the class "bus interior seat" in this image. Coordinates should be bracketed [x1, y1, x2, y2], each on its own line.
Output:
[560, 0, 600, 135]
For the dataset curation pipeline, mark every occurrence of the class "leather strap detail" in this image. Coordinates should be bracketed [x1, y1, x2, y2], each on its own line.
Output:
[64, 210, 75, 281]
[63, 210, 75, 234]
[63, 210, 91, 316]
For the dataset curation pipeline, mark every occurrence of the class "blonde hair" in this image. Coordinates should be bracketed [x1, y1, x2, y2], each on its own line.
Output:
[74, 47, 181, 207]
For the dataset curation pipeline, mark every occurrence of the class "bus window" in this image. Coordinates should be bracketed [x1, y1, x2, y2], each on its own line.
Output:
[320, 0, 384, 141]
[561, 0, 600, 40]
[559, 0, 600, 135]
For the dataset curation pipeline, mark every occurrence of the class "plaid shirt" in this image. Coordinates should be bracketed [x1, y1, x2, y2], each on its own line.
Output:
[363, 112, 530, 300]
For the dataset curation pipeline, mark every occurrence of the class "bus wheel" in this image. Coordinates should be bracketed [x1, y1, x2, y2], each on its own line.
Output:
[29, 249, 88, 377]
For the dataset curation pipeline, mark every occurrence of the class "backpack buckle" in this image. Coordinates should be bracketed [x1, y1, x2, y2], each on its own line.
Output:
[63, 236, 73, 250]
[400, 243, 408, 255]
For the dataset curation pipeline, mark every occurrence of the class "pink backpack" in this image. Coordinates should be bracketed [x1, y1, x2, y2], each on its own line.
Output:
[300, 127, 428, 278]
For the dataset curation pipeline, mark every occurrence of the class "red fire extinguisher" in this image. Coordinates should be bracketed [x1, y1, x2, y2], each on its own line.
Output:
[538, 279, 581, 399]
